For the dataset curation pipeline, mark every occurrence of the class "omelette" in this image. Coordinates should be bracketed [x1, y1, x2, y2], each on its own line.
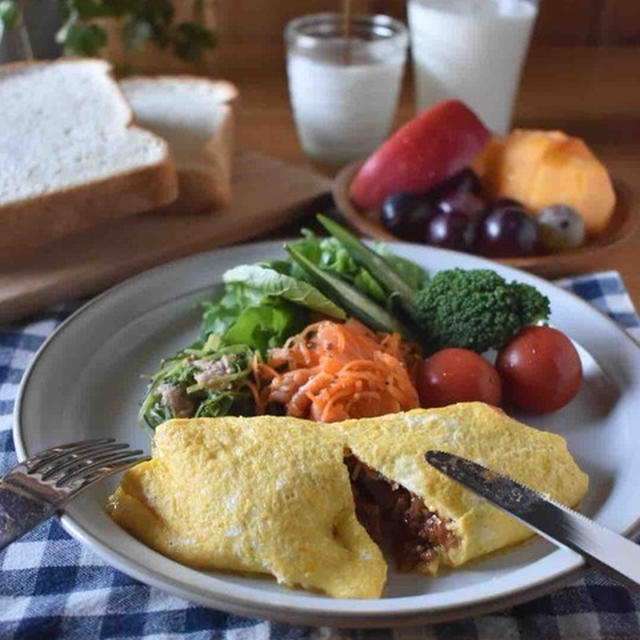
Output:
[338, 403, 589, 575]
[108, 402, 588, 598]
[108, 416, 387, 598]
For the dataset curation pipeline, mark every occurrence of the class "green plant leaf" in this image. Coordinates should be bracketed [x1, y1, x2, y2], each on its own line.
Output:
[55, 0, 216, 64]
[223, 302, 309, 356]
[0, 0, 20, 29]
[57, 0, 71, 22]
[73, 0, 117, 18]
[200, 283, 265, 338]
[62, 22, 107, 56]
[223, 264, 346, 319]
[171, 21, 216, 60]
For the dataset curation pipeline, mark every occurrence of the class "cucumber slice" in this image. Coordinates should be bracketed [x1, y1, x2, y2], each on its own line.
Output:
[286, 245, 409, 335]
[317, 215, 418, 317]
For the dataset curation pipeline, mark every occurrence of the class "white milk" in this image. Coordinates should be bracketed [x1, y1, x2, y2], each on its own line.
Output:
[287, 39, 406, 166]
[408, 0, 538, 133]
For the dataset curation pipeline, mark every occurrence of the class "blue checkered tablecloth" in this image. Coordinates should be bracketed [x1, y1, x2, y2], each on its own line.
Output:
[1, 270, 640, 640]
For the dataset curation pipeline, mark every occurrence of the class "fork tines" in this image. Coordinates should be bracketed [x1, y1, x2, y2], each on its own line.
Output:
[24, 439, 147, 488]
[0, 438, 149, 550]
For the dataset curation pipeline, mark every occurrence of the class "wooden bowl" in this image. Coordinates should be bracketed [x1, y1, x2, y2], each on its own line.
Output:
[332, 160, 638, 279]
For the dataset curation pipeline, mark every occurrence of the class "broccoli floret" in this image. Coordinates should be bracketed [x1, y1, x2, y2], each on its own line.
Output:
[415, 269, 550, 353]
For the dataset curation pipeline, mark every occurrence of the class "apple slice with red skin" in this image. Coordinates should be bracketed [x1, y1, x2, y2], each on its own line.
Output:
[349, 100, 491, 211]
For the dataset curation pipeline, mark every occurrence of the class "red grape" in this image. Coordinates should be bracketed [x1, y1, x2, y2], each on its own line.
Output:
[493, 197, 523, 210]
[425, 210, 476, 251]
[381, 192, 434, 239]
[438, 191, 486, 218]
[477, 207, 539, 257]
[433, 168, 483, 199]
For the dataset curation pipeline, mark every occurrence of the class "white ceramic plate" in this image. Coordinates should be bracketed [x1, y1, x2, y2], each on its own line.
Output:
[14, 241, 640, 627]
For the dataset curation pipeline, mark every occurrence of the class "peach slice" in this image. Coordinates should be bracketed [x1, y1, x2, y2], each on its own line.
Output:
[473, 130, 616, 237]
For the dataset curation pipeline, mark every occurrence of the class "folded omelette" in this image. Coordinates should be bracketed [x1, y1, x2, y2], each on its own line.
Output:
[108, 416, 387, 598]
[108, 402, 588, 598]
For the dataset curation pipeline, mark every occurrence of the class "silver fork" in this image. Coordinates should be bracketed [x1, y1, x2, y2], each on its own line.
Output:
[0, 438, 148, 551]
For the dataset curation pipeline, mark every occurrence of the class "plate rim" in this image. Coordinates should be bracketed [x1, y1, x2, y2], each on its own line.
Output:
[51, 513, 595, 627]
[12, 239, 640, 626]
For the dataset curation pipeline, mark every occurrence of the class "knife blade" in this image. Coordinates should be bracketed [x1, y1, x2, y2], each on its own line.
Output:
[425, 450, 640, 593]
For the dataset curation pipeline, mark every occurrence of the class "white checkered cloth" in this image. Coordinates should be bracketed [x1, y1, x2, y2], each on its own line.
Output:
[1, 270, 639, 640]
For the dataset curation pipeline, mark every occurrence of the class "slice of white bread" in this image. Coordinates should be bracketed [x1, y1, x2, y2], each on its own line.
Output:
[0, 59, 178, 253]
[120, 76, 238, 214]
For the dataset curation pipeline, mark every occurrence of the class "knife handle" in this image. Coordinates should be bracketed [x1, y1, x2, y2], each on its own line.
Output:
[0, 481, 55, 551]
[550, 506, 640, 594]
[425, 451, 640, 593]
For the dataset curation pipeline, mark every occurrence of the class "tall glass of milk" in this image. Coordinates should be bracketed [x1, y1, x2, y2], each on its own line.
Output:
[285, 13, 408, 166]
[408, 0, 538, 133]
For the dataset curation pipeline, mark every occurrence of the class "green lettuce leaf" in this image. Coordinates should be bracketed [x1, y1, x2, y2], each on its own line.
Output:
[223, 302, 309, 356]
[223, 264, 346, 319]
[200, 283, 264, 338]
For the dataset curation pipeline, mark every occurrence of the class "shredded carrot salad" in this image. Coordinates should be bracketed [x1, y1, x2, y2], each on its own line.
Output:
[252, 319, 421, 422]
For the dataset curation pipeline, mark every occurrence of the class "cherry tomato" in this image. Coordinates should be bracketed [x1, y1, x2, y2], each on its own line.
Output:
[418, 348, 502, 408]
[496, 326, 582, 414]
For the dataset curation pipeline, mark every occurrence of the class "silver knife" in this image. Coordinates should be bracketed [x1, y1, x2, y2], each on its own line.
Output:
[425, 450, 640, 593]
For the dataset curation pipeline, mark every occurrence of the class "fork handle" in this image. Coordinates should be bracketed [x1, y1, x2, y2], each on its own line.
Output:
[0, 481, 56, 551]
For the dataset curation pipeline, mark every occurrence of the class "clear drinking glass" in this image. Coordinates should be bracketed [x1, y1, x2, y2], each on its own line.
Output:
[285, 13, 408, 166]
[408, 0, 539, 133]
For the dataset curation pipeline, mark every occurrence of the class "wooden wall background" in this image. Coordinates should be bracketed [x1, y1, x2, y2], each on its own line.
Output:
[215, 0, 640, 46]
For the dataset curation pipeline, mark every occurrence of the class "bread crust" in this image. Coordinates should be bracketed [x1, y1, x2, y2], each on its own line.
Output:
[120, 75, 238, 214]
[0, 159, 177, 251]
[0, 59, 179, 253]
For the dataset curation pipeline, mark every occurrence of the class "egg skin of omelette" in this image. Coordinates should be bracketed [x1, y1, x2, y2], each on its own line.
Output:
[339, 403, 589, 571]
[108, 416, 387, 599]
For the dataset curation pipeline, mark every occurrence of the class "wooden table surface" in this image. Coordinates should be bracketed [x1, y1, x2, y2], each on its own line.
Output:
[217, 44, 640, 307]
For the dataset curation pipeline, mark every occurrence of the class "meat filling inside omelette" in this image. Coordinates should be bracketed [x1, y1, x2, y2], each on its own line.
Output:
[346, 455, 458, 573]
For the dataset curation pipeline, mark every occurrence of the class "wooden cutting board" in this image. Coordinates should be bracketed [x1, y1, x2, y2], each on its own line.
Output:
[0, 151, 331, 324]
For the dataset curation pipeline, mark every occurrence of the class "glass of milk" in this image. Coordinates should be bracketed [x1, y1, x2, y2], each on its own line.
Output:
[285, 13, 408, 166]
[408, 0, 538, 133]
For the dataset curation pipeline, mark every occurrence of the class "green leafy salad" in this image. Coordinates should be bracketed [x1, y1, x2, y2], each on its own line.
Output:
[139, 216, 550, 430]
